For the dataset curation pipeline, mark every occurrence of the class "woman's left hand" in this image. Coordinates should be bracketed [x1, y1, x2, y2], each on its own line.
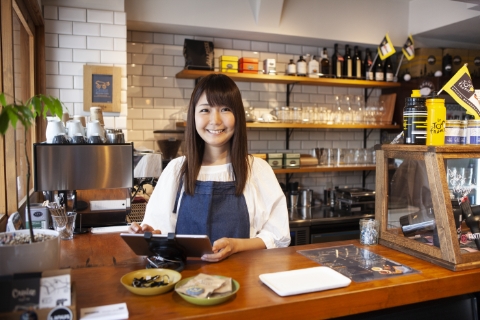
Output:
[201, 238, 236, 262]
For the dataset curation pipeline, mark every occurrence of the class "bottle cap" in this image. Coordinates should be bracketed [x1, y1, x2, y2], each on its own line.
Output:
[411, 90, 421, 97]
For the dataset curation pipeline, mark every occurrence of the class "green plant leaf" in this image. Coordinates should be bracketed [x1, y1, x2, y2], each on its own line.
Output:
[0, 93, 6, 107]
[0, 109, 10, 135]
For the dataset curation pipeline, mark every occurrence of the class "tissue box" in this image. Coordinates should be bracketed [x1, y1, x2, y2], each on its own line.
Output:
[219, 55, 238, 73]
[239, 58, 259, 74]
[263, 59, 276, 74]
[267, 153, 283, 169]
[283, 153, 300, 168]
[25, 204, 50, 229]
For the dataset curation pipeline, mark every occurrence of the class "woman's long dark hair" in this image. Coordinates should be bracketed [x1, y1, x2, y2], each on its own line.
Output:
[180, 74, 249, 196]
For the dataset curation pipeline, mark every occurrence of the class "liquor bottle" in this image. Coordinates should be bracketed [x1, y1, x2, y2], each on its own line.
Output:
[403, 90, 427, 145]
[374, 56, 384, 81]
[384, 57, 394, 82]
[352, 46, 362, 79]
[343, 45, 352, 78]
[296, 55, 307, 76]
[286, 59, 296, 76]
[320, 48, 330, 77]
[308, 55, 319, 78]
[364, 48, 373, 80]
[331, 44, 343, 78]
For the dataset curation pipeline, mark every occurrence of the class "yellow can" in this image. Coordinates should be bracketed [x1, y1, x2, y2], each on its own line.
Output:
[426, 97, 446, 146]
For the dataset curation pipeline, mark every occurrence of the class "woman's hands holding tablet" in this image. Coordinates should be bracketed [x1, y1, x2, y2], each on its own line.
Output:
[128, 222, 161, 234]
[201, 238, 266, 262]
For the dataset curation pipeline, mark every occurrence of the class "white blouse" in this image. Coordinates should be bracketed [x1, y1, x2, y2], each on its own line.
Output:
[142, 156, 291, 248]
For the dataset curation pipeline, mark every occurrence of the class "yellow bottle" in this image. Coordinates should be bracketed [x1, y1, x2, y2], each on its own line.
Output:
[426, 97, 446, 146]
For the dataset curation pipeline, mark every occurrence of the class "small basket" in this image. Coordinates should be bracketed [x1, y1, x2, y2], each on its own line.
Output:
[127, 202, 147, 224]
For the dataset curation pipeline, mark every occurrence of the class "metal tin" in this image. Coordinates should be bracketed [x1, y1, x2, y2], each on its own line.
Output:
[467, 119, 480, 144]
[445, 120, 466, 144]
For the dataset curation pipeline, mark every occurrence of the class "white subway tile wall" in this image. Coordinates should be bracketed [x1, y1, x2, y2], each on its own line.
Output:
[44, 5, 127, 132]
[43, 4, 379, 194]
[126, 31, 381, 193]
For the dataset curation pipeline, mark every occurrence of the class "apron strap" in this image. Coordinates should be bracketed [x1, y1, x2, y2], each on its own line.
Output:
[172, 176, 183, 214]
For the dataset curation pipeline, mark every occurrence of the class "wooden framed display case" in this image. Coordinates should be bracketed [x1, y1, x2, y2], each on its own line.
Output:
[375, 144, 480, 271]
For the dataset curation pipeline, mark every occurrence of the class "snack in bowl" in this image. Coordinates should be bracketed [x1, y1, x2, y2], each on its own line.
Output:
[121, 269, 181, 296]
[175, 273, 240, 306]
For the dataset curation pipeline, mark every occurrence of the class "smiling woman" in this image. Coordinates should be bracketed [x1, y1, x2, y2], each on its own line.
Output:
[129, 74, 291, 263]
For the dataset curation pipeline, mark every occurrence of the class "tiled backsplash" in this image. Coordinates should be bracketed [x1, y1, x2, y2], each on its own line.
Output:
[126, 31, 381, 193]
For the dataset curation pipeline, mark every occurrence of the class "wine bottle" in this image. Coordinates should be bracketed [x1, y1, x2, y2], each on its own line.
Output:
[384, 57, 394, 82]
[353, 46, 362, 79]
[374, 56, 384, 81]
[331, 44, 343, 78]
[287, 59, 296, 76]
[343, 45, 352, 78]
[364, 48, 374, 80]
[308, 55, 319, 78]
[296, 55, 307, 76]
[320, 48, 330, 77]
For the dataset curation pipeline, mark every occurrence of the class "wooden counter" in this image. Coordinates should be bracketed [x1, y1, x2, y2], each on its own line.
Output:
[62, 233, 480, 319]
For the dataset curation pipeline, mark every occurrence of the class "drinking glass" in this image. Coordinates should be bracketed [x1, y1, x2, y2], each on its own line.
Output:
[51, 212, 77, 240]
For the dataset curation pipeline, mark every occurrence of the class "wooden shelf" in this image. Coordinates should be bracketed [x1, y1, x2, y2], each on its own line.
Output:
[176, 121, 401, 130]
[273, 165, 376, 174]
[175, 69, 402, 89]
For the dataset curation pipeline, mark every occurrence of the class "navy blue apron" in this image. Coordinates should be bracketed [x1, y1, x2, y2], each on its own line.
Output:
[173, 179, 250, 243]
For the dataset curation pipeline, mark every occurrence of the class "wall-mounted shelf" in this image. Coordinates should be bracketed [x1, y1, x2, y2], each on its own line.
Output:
[175, 122, 401, 130]
[175, 70, 402, 89]
[273, 165, 376, 174]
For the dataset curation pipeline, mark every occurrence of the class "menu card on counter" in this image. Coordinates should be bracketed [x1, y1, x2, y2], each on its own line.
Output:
[298, 245, 418, 282]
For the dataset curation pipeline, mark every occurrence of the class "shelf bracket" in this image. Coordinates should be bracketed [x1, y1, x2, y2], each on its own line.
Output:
[286, 128, 295, 150]
[286, 83, 297, 107]
[364, 88, 375, 102]
[285, 173, 293, 185]
[362, 170, 372, 188]
[363, 129, 374, 148]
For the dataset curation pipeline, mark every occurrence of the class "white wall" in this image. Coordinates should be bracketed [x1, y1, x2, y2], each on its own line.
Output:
[43, 4, 128, 131]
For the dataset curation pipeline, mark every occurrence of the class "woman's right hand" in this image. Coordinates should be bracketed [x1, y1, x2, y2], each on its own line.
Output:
[128, 222, 161, 234]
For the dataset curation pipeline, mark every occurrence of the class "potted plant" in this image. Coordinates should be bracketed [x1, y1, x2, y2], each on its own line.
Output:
[0, 93, 63, 275]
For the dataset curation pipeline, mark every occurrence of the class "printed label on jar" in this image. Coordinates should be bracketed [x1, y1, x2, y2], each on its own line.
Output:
[445, 126, 466, 144]
[469, 126, 480, 144]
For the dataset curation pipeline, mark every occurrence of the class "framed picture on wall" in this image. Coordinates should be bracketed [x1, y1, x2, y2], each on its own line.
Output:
[83, 65, 121, 113]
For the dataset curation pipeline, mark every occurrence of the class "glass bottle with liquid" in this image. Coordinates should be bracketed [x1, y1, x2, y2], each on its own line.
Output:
[286, 59, 296, 76]
[308, 55, 319, 78]
[343, 44, 352, 78]
[374, 57, 384, 81]
[331, 44, 343, 78]
[296, 55, 307, 77]
[426, 95, 446, 146]
[384, 57, 394, 82]
[364, 48, 373, 80]
[320, 48, 330, 77]
[352, 46, 362, 79]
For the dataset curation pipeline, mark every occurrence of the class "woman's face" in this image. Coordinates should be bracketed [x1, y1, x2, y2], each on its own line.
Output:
[194, 92, 235, 152]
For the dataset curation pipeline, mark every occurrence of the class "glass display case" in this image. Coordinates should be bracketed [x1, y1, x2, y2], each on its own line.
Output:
[375, 144, 480, 271]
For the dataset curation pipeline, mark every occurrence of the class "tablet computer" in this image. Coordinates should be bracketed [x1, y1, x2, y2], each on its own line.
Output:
[120, 233, 213, 257]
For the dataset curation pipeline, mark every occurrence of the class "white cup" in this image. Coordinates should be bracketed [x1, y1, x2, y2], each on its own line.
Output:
[46, 119, 66, 143]
[90, 107, 104, 125]
[261, 113, 277, 122]
[66, 120, 84, 138]
[86, 120, 105, 139]
[73, 115, 86, 127]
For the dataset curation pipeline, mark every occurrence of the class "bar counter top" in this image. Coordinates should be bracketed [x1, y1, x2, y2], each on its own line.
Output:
[62, 233, 480, 319]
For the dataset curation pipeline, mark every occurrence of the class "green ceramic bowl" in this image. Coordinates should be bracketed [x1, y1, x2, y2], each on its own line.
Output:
[175, 276, 240, 306]
[121, 268, 182, 296]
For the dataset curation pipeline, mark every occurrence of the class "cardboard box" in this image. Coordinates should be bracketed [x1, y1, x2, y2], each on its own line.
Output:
[267, 153, 282, 169]
[239, 57, 259, 74]
[219, 55, 238, 73]
[399, 48, 442, 78]
[263, 59, 276, 74]
[283, 153, 300, 168]
[468, 50, 480, 78]
[0, 269, 76, 320]
[443, 48, 469, 74]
